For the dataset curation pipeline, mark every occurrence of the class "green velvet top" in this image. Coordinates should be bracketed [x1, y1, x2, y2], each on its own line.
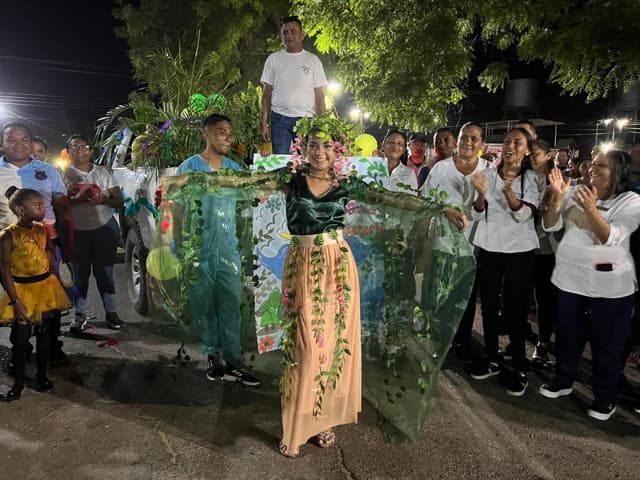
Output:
[285, 173, 349, 235]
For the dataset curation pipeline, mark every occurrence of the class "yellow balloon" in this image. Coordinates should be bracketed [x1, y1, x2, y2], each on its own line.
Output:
[352, 134, 378, 156]
[146, 246, 181, 281]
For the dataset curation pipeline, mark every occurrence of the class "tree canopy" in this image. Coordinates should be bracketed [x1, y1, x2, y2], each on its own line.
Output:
[295, 0, 640, 130]
[114, 0, 288, 98]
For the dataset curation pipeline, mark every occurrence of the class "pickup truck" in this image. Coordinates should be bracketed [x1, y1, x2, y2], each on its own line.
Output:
[96, 128, 176, 314]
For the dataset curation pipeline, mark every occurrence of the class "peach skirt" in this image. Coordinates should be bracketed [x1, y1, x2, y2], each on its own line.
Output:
[281, 234, 361, 455]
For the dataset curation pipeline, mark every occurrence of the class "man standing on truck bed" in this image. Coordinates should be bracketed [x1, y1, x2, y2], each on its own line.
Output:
[175, 113, 260, 387]
[260, 15, 327, 154]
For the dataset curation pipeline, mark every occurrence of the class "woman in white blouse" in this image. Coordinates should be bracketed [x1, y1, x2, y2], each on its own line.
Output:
[379, 130, 418, 193]
[538, 149, 640, 421]
[422, 122, 491, 359]
[469, 128, 540, 397]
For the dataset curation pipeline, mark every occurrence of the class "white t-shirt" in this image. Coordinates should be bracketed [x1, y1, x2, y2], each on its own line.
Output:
[544, 188, 640, 298]
[388, 162, 418, 193]
[63, 164, 116, 231]
[260, 49, 327, 117]
[423, 157, 493, 242]
[471, 168, 541, 253]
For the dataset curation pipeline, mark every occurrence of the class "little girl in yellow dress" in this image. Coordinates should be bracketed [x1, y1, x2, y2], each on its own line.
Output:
[0, 187, 70, 402]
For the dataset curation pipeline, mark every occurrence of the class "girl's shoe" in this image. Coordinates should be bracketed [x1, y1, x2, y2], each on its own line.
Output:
[5, 382, 24, 402]
[36, 376, 54, 393]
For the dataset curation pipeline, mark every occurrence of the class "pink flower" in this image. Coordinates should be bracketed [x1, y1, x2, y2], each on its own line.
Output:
[319, 353, 328, 365]
[316, 335, 325, 348]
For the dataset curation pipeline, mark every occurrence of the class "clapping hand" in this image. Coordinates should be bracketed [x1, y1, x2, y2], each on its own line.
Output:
[471, 171, 489, 195]
[573, 185, 598, 212]
[547, 168, 570, 197]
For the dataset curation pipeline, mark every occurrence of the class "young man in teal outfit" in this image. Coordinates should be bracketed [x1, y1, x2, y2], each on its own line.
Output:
[176, 113, 260, 386]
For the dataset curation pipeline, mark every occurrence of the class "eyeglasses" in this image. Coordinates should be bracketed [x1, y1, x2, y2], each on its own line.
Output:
[69, 144, 91, 151]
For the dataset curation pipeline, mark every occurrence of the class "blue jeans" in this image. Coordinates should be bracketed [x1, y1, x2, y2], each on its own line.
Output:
[555, 290, 633, 406]
[271, 111, 301, 154]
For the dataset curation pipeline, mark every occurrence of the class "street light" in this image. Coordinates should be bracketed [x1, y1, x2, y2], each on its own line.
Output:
[615, 118, 630, 129]
[348, 107, 362, 122]
[327, 80, 342, 95]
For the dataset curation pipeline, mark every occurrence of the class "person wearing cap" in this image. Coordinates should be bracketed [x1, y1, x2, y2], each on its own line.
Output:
[260, 15, 327, 154]
[407, 132, 431, 189]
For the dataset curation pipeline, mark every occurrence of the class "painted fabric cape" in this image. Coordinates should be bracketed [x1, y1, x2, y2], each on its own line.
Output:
[146, 169, 475, 442]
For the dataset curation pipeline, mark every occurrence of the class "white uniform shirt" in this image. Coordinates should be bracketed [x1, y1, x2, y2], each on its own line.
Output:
[63, 164, 116, 231]
[544, 188, 640, 298]
[260, 50, 327, 117]
[388, 162, 418, 193]
[424, 157, 493, 241]
[471, 168, 540, 253]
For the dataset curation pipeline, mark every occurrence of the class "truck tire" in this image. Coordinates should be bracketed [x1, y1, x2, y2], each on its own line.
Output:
[125, 226, 149, 315]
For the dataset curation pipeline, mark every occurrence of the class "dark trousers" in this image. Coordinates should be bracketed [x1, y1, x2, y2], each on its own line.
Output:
[10, 316, 51, 385]
[555, 290, 633, 406]
[72, 218, 119, 315]
[453, 272, 479, 351]
[533, 253, 556, 344]
[270, 111, 301, 154]
[478, 249, 534, 372]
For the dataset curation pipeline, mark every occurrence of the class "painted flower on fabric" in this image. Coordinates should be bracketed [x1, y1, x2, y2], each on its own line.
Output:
[319, 353, 328, 365]
[259, 335, 275, 353]
[316, 335, 325, 348]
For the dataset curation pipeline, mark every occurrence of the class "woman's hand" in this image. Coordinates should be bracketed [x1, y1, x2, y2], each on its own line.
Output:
[573, 185, 598, 212]
[444, 208, 468, 231]
[471, 171, 489, 195]
[548, 168, 570, 198]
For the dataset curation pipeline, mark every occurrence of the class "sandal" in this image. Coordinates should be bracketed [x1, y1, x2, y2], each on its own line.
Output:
[313, 429, 336, 448]
[279, 441, 299, 458]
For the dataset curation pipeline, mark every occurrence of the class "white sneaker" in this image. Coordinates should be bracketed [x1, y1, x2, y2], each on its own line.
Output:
[587, 403, 616, 421]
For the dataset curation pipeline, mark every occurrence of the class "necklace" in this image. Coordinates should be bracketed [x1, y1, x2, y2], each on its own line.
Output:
[306, 172, 333, 181]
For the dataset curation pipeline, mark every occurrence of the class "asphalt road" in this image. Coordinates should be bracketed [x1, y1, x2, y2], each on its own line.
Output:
[0, 263, 639, 480]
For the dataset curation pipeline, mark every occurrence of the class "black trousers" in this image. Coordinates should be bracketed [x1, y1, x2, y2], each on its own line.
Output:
[453, 272, 479, 351]
[10, 316, 51, 385]
[533, 253, 556, 344]
[478, 249, 534, 372]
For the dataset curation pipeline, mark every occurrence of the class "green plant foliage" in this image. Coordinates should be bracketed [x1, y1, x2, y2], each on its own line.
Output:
[294, 0, 640, 129]
[114, 0, 289, 96]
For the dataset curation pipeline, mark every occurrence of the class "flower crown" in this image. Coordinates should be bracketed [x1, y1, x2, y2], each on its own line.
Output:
[289, 115, 356, 182]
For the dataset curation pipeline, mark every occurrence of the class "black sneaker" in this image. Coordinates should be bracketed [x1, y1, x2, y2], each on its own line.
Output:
[538, 382, 573, 399]
[4, 382, 24, 402]
[587, 402, 616, 421]
[206, 354, 224, 381]
[532, 343, 550, 366]
[470, 360, 502, 380]
[69, 315, 87, 333]
[504, 371, 528, 397]
[106, 312, 125, 330]
[36, 376, 54, 393]
[223, 362, 261, 387]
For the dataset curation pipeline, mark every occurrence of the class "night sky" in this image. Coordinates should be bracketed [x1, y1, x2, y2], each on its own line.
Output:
[1, 1, 633, 155]
[0, 0, 133, 151]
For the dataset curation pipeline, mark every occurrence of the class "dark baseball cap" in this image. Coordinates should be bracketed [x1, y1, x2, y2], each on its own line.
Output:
[409, 132, 429, 143]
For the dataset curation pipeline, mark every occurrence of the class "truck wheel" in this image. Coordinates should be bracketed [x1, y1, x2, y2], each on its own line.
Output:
[125, 227, 149, 315]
